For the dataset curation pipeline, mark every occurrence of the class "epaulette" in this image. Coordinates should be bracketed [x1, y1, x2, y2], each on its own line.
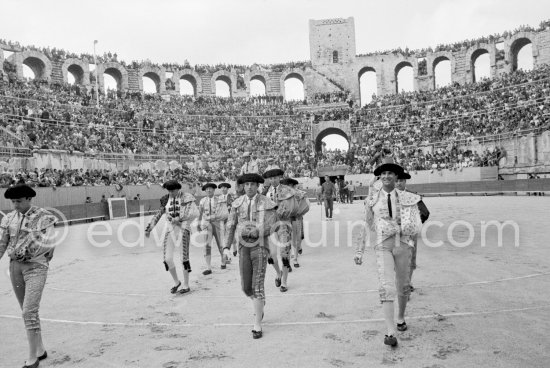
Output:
[180, 192, 196, 204]
[276, 185, 295, 201]
[397, 189, 421, 206]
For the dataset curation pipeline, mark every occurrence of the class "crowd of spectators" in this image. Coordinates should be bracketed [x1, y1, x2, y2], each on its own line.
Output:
[2, 47, 549, 180]
[356, 19, 550, 58]
[352, 64, 550, 158]
[308, 91, 351, 105]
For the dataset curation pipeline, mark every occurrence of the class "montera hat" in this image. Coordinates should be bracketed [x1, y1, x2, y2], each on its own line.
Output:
[398, 171, 412, 180]
[4, 184, 37, 199]
[263, 166, 285, 178]
[373, 157, 404, 177]
[163, 180, 182, 191]
[202, 182, 217, 191]
[281, 178, 299, 186]
[218, 182, 231, 189]
[239, 173, 264, 184]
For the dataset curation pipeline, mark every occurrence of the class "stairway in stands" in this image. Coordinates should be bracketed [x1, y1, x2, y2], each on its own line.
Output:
[309, 67, 346, 91]
[51, 60, 64, 84]
[268, 71, 282, 94]
[201, 74, 213, 95]
[127, 69, 140, 92]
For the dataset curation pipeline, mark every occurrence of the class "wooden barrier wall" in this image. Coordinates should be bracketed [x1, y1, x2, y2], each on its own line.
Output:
[1, 180, 548, 222]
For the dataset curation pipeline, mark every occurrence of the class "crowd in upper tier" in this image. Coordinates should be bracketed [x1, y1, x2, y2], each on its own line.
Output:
[356, 19, 550, 58]
[2, 54, 549, 180]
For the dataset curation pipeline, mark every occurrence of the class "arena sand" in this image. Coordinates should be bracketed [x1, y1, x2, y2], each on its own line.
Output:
[1, 196, 549, 368]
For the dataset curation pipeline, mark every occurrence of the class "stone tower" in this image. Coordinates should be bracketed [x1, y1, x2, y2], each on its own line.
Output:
[309, 17, 356, 67]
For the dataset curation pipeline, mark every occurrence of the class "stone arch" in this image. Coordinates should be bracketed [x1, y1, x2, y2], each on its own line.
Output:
[280, 69, 306, 100]
[172, 68, 202, 95]
[247, 71, 269, 96]
[139, 65, 166, 94]
[467, 47, 492, 82]
[61, 58, 90, 85]
[11, 50, 52, 81]
[509, 33, 535, 71]
[211, 70, 236, 97]
[315, 127, 349, 153]
[431, 53, 454, 88]
[394, 61, 414, 93]
[0, 49, 4, 69]
[358, 66, 376, 77]
[358, 66, 377, 104]
[97, 62, 128, 92]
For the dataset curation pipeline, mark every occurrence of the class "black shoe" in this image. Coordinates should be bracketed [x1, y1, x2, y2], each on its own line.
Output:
[409, 285, 415, 292]
[221, 264, 226, 269]
[293, 262, 300, 268]
[178, 288, 190, 294]
[202, 269, 212, 275]
[275, 277, 281, 287]
[298, 248, 302, 255]
[38, 351, 47, 361]
[170, 281, 181, 294]
[288, 265, 292, 273]
[384, 335, 398, 347]
[252, 329, 263, 339]
[280, 286, 288, 292]
[397, 322, 407, 331]
[22, 359, 39, 368]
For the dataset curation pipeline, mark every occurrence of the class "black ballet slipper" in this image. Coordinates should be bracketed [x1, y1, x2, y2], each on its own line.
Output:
[384, 335, 398, 347]
[397, 322, 407, 331]
[252, 329, 263, 339]
[170, 281, 181, 294]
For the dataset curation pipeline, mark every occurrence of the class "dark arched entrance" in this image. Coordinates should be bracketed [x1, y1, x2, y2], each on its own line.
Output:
[315, 127, 349, 153]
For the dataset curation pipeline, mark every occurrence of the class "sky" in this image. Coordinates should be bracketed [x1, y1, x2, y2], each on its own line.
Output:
[2, 0, 549, 150]
[2, 0, 549, 66]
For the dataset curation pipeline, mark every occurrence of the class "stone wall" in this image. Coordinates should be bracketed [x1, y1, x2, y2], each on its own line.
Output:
[2, 18, 547, 102]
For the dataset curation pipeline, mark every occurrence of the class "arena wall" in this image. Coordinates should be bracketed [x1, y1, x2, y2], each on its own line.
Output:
[2, 178, 549, 224]
[2, 18, 547, 103]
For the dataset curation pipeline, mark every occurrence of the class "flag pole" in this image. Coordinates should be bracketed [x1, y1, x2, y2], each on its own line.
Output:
[93, 40, 99, 108]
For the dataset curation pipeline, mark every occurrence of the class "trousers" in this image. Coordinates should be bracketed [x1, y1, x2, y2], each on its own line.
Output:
[204, 221, 224, 257]
[163, 225, 191, 271]
[324, 198, 334, 218]
[10, 260, 48, 331]
[374, 236, 412, 302]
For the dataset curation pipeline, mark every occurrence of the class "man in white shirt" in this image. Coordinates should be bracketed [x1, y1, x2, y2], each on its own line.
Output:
[198, 182, 226, 274]
[354, 158, 422, 347]
[263, 167, 285, 287]
[240, 152, 259, 175]
[222, 173, 277, 339]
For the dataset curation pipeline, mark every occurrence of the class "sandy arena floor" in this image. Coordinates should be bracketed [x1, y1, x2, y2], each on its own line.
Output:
[1, 196, 550, 368]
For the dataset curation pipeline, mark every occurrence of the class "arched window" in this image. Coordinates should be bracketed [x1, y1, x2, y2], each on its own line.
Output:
[284, 75, 304, 102]
[215, 79, 231, 98]
[250, 78, 266, 97]
[333, 51, 339, 63]
[359, 67, 377, 106]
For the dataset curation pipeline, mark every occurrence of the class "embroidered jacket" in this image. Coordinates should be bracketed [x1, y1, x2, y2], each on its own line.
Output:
[355, 184, 421, 255]
[223, 194, 277, 249]
[0, 206, 57, 264]
[146, 192, 198, 232]
[198, 195, 228, 223]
